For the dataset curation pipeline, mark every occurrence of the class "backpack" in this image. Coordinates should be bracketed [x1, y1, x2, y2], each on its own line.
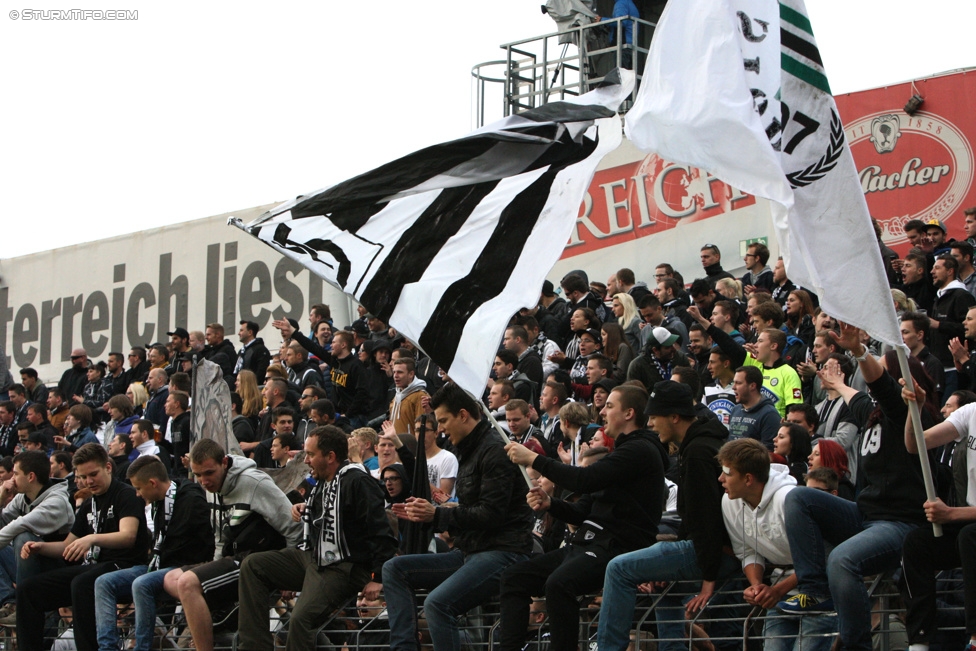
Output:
[221, 512, 287, 560]
[780, 334, 809, 369]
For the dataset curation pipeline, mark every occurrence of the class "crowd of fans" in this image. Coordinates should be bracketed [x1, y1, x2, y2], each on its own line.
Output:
[0, 211, 975, 651]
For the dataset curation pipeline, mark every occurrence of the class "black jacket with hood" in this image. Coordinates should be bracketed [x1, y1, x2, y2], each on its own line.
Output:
[154, 479, 216, 569]
[287, 323, 371, 419]
[532, 428, 668, 552]
[676, 416, 731, 581]
[204, 339, 238, 383]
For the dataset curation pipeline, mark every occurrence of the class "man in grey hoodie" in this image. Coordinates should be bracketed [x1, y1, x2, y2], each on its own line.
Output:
[161, 440, 303, 651]
[0, 450, 74, 622]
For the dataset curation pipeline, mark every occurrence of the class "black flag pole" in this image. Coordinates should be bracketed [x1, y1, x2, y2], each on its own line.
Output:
[403, 414, 434, 555]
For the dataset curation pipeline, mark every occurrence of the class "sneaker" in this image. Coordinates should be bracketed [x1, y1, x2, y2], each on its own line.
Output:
[776, 593, 835, 614]
[0, 603, 16, 627]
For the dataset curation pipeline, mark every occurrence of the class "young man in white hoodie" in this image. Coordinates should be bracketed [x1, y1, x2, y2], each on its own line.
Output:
[718, 438, 836, 651]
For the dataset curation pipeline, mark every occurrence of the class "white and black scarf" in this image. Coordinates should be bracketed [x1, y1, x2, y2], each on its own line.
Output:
[303, 462, 365, 568]
[148, 482, 177, 571]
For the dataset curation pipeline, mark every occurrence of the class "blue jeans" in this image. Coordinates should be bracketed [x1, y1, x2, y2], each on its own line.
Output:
[0, 531, 61, 605]
[784, 487, 917, 651]
[94, 566, 174, 651]
[763, 610, 837, 651]
[382, 548, 528, 651]
[597, 540, 742, 651]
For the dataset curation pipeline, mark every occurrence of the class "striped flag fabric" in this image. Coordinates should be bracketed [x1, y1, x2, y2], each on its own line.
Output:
[624, 0, 901, 347]
[231, 71, 632, 396]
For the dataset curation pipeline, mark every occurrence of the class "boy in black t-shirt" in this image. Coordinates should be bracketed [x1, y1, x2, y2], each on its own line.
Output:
[15, 443, 150, 651]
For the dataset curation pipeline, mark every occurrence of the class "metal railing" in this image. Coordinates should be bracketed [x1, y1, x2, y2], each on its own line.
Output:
[6, 567, 969, 650]
[472, 16, 657, 128]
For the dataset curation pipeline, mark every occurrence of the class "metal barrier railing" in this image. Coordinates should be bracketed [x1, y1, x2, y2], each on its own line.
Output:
[7, 566, 969, 650]
[471, 16, 658, 128]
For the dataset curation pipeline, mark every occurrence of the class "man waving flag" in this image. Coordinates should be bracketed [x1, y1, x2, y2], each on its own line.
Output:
[232, 71, 633, 397]
[625, 0, 901, 347]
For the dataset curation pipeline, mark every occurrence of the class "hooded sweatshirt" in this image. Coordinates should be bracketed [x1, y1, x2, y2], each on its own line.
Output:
[211, 456, 303, 559]
[389, 377, 428, 435]
[532, 428, 668, 552]
[930, 279, 976, 367]
[0, 479, 74, 548]
[721, 464, 797, 570]
[676, 416, 730, 581]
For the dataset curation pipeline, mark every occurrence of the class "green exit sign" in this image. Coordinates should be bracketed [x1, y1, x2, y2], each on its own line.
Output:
[739, 237, 768, 257]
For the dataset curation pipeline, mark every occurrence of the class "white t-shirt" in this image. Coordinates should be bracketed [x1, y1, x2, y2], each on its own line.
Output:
[945, 402, 976, 506]
[426, 448, 459, 498]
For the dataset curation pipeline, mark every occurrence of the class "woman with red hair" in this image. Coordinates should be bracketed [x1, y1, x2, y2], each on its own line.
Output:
[808, 438, 855, 500]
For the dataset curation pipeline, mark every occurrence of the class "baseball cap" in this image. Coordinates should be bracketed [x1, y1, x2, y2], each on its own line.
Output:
[925, 219, 947, 234]
[167, 327, 190, 339]
[581, 327, 603, 343]
[648, 326, 679, 347]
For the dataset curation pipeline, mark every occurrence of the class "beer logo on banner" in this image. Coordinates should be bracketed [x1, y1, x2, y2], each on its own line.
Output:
[869, 115, 902, 154]
[848, 110, 974, 246]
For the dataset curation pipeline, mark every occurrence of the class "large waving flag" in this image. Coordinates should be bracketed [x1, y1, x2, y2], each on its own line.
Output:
[625, 0, 901, 346]
[231, 71, 633, 396]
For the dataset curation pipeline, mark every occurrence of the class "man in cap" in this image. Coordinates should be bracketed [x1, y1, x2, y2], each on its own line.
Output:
[596, 381, 737, 651]
[925, 218, 951, 255]
[627, 327, 689, 391]
[165, 328, 191, 377]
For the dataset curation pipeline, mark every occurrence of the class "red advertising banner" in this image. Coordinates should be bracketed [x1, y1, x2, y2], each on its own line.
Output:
[560, 68, 976, 263]
[834, 70, 976, 254]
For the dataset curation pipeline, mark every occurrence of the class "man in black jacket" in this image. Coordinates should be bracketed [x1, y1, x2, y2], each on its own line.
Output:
[93, 456, 214, 651]
[503, 325, 544, 387]
[499, 384, 667, 651]
[203, 323, 237, 385]
[58, 349, 89, 403]
[164, 391, 191, 475]
[273, 319, 371, 427]
[596, 381, 738, 651]
[700, 243, 736, 289]
[17, 443, 152, 651]
[929, 254, 976, 400]
[237, 426, 397, 651]
[234, 320, 271, 381]
[627, 326, 690, 390]
[383, 384, 533, 651]
[164, 328, 192, 378]
[124, 347, 151, 387]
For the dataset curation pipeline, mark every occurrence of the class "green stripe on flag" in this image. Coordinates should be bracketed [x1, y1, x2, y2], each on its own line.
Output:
[782, 52, 831, 94]
[780, 3, 813, 36]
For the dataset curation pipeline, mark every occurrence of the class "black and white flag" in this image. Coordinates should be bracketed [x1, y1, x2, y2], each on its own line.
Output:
[231, 70, 633, 396]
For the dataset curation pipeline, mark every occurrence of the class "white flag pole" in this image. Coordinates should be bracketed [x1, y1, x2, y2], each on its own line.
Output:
[476, 398, 535, 490]
[895, 346, 942, 537]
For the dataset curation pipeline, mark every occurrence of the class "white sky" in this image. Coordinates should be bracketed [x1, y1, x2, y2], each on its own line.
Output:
[1, 0, 971, 260]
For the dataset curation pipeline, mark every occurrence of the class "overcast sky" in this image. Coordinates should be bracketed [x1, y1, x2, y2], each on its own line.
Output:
[1, 1, 970, 260]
